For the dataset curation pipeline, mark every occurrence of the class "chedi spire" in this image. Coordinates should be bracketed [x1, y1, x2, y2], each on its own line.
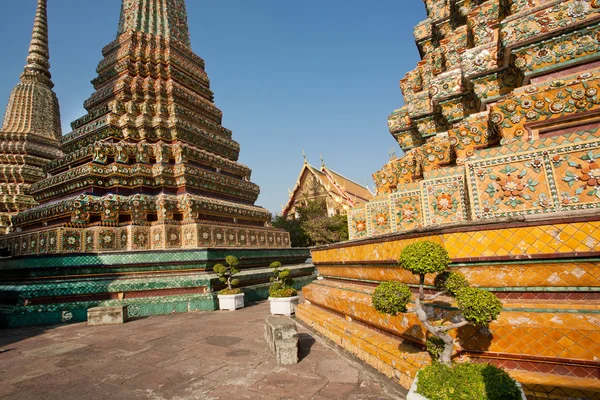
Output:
[23, 0, 52, 84]
[0, 0, 62, 234]
[117, 0, 191, 46]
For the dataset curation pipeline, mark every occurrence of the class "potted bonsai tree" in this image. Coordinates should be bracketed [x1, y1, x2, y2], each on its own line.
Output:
[214, 255, 244, 311]
[268, 261, 299, 316]
[371, 241, 526, 400]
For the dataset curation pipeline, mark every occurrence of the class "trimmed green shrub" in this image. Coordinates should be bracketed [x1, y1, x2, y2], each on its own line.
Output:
[269, 260, 296, 297]
[373, 240, 503, 366]
[213, 255, 242, 295]
[269, 287, 298, 298]
[434, 271, 470, 296]
[399, 241, 450, 275]
[219, 288, 242, 295]
[372, 281, 411, 315]
[417, 362, 521, 400]
[270, 261, 294, 287]
[456, 287, 502, 326]
[425, 336, 445, 359]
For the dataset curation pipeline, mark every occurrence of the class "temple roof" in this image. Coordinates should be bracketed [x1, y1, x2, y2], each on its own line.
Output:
[282, 156, 373, 217]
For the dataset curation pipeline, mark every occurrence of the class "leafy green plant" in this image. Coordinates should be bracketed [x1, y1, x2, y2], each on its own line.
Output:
[425, 336, 445, 359]
[434, 271, 470, 296]
[417, 362, 521, 400]
[269, 287, 298, 298]
[269, 261, 298, 298]
[371, 241, 503, 366]
[272, 198, 349, 246]
[213, 255, 242, 295]
[456, 287, 503, 327]
[371, 281, 411, 315]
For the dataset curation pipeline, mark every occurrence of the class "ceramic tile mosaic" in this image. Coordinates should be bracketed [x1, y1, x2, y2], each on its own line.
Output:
[310, 1, 600, 397]
[317, 260, 600, 289]
[320, 219, 600, 264]
[366, 200, 392, 237]
[302, 281, 600, 365]
[297, 297, 600, 396]
[0, 221, 290, 255]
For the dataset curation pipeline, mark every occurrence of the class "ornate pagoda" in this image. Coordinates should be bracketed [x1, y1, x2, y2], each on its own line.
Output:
[0, 1, 311, 328]
[0, 0, 62, 234]
[298, 1, 600, 398]
[0, 0, 291, 254]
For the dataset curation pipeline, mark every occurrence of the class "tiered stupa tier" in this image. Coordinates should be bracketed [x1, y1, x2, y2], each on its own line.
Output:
[1, 0, 290, 253]
[346, 0, 600, 238]
[298, 1, 600, 398]
[0, 0, 63, 234]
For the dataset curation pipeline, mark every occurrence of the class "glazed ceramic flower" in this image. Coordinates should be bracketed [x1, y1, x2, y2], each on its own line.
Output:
[355, 220, 366, 232]
[402, 206, 416, 220]
[581, 161, 600, 187]
[436, 193, 453, 211]
[498, 176, 524, 197]
[376, 213, 388, 226]
[568, 1, 590, 18]
[571, 89, 586, 100]
[549, 100, 565, 114]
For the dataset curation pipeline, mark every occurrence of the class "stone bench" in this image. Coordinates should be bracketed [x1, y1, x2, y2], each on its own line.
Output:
[264, 316, 298, 365]
[87, 306, 128, 326]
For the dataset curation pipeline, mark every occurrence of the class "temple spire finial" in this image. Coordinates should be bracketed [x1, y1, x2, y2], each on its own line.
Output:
[302, 149, 307, 164]
[117, 0, 191, 46]
[321, 154, 325, 168]
[22, 0, 52, 85]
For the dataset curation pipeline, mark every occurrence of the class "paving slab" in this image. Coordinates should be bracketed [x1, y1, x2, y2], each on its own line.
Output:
[0, 300, 404, 399]
[317, 358, 360, 383]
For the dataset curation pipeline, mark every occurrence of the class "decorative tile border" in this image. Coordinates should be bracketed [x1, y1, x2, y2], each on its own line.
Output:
[0, 222, 291, 256]
[467, 136, 600, 220]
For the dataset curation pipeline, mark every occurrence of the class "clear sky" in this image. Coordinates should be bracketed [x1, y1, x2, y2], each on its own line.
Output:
[0, 0, 426, 215]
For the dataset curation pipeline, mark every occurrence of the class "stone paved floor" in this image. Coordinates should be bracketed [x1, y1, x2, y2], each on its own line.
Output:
[0, 301, 404, 399]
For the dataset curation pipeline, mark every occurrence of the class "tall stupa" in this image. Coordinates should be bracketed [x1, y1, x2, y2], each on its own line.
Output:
[0, 1, 311, 328]
[2, 0, 291, 253]
[0, 0, 62, 234]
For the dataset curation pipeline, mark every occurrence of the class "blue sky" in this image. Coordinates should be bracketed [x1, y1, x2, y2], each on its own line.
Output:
[0, 1, 426, 214]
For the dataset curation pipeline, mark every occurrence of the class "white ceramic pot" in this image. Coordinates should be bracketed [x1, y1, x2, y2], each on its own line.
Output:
[268, 296, 300, 316]
[407, 371, 527, 400]
[217, 293, 245, 311]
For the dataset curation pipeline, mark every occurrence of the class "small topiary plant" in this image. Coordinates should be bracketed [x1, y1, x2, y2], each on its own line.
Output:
[372, 240, 503, 366]
[213, 255, 242, 295]
[416, 362, 522, 400]
[269, 261, 298, 298]
[372, 281, 411, 315]
[434, 271, 469, 296]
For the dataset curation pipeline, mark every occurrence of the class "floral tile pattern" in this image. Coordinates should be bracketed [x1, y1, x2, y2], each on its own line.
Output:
[390, 190, 423, 232]
[366, 201, 392, 237]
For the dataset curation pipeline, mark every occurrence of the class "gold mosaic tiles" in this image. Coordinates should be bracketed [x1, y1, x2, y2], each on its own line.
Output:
[303, 281, 600, 362]
[298, 298, 600, 396]
[314, 219, 600, 264]
[296, 301, 430, 389]
[317, 261, 600, 288]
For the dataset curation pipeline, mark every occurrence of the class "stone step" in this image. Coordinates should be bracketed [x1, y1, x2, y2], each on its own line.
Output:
[509, 370, 600, 400]
[302, 280, 600, 363]
[296, 302, 429, 390]
[298, 301, 600, 400]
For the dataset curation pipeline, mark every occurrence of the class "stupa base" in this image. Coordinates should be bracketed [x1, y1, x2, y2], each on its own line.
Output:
[0, 247, 313, 328]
